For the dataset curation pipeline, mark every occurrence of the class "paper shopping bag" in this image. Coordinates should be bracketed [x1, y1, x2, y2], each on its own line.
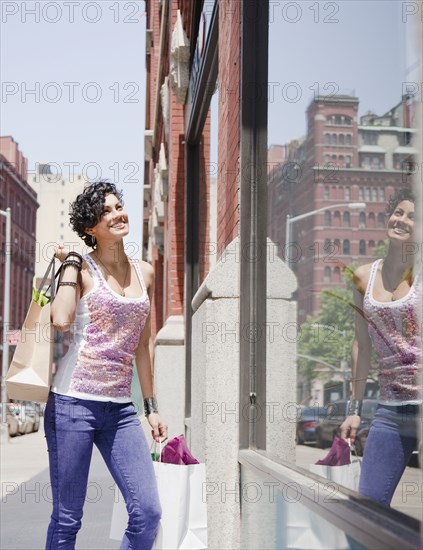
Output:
[309, 460, 361, 491]
[5, 258, 58, 403]
[110, 461, 208, 550]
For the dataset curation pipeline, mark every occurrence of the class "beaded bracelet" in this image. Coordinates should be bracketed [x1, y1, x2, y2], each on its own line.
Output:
[348, 399, 362, 416]
[58, 281, 79, 289]
[144, 397, 159, 417]
[62, 259, 82, 271]
[65, 251, 84, 263]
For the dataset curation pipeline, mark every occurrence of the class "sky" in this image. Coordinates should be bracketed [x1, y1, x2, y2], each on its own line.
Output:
[1, 0, 419, 247]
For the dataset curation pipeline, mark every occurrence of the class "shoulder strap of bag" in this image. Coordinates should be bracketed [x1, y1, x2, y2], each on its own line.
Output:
[38, 257, 63, 301]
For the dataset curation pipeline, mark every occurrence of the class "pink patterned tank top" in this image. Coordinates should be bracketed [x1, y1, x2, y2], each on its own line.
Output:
[51, 255, 150, 402]
[363, 259, 421, 405]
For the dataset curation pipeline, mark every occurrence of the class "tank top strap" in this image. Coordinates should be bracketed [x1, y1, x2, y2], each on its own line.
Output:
[132, 259, 148, 294]
[83, 254, 103, 283]
[365, 259, 382, 299]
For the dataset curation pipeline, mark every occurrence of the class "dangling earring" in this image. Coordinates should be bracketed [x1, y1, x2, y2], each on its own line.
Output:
[92, 235, 96, 247]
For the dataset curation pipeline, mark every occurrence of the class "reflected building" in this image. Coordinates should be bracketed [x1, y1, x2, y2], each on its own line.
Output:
[268, 94, 415, 322]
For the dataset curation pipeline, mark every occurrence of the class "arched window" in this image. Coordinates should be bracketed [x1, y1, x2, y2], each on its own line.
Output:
[346, 134, 352, 145]
[324, 185, 330, 199]
[333, 211, 341, 226]
[378, 240, 385, 247]
[324, 211, 331, 226]
[377, 212, 385, 228]
[338, 155, 344, 167]
[324, 134, 330, 145]
[369, 240, 375, 248]
[378, 188, 385, 201]
[332, 133, 337, 145]
[324, 266, 331, 282]
[343, 240, 350, 255]
[359, 211, 366, 227]
[365, 187, 370, 201]
[324, 238, 331, 252]
[346, 155, 351, 168]
[335, 115, 342, 125]
[334, 238, 341, 252]
[358, 187, 364, 200]
[344, 186, 351, 200]
[334, 266, 341, 282]
[368, 212, 376, 228]
[338, 134, 345, 145]
[343, 211, 350, 227]
[324, 155, 330, 165]
[359, 240, 366, 255]
[344, 116, 352, 125]
[332, 154, 337, 165]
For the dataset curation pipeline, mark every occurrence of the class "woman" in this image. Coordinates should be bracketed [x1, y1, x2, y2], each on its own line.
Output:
[46, 181, 167, 549]
[341, 188, 421, 506]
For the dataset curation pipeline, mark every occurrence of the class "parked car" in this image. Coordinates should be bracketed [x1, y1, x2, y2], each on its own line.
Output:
[315, 399, 378, 455]
[296, 405, 327, 445]
[1, 403, 27, 437]
[22, 401, 41, 433]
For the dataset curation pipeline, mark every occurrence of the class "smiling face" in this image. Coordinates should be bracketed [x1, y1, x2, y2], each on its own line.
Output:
[86, 193, 129, 243]
[386, 199, 414, 243]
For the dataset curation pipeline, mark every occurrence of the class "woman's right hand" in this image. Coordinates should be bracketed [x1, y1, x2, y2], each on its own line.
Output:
[340, 415, 361, 444]
[54, 245, 70, 263]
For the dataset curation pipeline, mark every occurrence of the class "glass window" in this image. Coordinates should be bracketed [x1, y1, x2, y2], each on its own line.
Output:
[359, 211, 366, 226]
[342, 211, 350, 227]
[323, 238, 331, 252]
[344, 186, 351, 200]
[332, 133, 337, 145]
[324, 185, 330, 199]
[324, 134, 330, 145]
[338, 134, 344, 145]
[345, 155, 351, 168]
[335, 115, 342, 125]
[324, 211, 331, 226]
[365, 187, 370, 201]
[378, 188, 385, 201]
[334, 238, 341, 252]
[358, 187, 364, 200]
[324, 266, 331, 282]
[371, 188, 377, 201]
[343, 239, 350, 255]
[346, 134, 352, 145]
[359, 240, 366, 255]
[324, 155, 330, 165]
[369, 240, 375, 248]
[373, 157, 380, 169]
[377, 212, 385, 228]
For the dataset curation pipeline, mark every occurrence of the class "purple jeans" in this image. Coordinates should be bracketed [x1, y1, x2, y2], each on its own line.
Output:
[44, 392, 161, 550]
[358, 404, 419, 506]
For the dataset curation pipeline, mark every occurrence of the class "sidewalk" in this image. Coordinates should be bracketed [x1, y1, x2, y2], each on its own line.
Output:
[1, 418, 142, 549]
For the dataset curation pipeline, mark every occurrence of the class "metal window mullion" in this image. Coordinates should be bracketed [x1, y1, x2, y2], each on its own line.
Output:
[239, 0, 269, 450]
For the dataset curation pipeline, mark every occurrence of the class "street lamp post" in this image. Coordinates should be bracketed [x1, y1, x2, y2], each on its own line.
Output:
[312, 323, 349, 399]
[285, 202, 366, 269]
[1, 207, 11, 405]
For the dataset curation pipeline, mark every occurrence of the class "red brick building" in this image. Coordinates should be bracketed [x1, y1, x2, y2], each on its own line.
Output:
[0, 136, 38, 364]
[268, 95, 415, 322]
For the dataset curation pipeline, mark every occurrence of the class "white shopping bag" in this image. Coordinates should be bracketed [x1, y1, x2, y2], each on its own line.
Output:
[110, 461, 207, 550]
[309, 459, 361, 491]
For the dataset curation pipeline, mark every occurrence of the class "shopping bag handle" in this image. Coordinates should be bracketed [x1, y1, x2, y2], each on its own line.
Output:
[150, 439, 164, 462]
[38, 257, 63, 301]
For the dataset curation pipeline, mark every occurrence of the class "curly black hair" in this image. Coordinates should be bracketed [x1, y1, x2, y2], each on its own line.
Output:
[69, 181, 124, 248]
[386, 188, 415, 216]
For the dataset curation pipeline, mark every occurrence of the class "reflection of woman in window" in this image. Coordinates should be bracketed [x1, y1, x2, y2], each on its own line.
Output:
[341, 188, 421, 507]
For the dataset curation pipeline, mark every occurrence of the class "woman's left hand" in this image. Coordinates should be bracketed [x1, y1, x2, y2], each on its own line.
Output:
[147, 413, 168, 442]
